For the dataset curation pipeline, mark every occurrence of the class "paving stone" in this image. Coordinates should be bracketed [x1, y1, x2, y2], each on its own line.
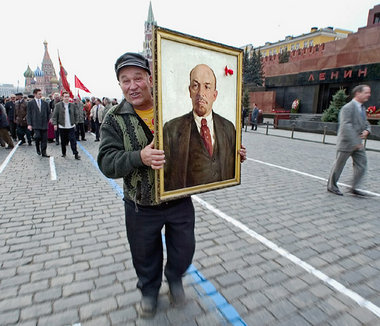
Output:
[80, 297, 118, 320]
[109, 306, 138, 324]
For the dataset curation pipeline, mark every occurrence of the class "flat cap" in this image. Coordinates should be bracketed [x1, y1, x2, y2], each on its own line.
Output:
[115, 52, 150, 79]
[15, 92, 23, 96]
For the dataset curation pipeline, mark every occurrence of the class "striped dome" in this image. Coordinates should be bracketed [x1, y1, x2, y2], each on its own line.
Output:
[23, 65, 35, 78]
[34, 66, 44, 77]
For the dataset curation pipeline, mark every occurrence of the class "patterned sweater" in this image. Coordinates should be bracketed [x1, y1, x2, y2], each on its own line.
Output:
[97, 100, 156, 206]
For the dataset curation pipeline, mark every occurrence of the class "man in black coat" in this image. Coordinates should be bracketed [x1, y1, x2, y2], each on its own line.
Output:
[27, 89, 50, 157]
[5, 94, 17, 140]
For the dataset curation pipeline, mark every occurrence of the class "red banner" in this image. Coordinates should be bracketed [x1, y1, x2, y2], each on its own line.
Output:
[58, 55, 73, 98]
[75, 75, 91, 93]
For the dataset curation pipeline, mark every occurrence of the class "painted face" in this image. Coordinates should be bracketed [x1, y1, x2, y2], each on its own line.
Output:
[189, 64, 218, 117]
[355, 86, 371, 104]
[118, 66, 153, 110]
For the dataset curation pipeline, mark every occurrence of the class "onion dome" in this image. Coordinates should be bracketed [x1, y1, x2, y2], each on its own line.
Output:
[23, 65, 35, 78]
[50, 76, 59, 84]
[34, 66, 44, 77]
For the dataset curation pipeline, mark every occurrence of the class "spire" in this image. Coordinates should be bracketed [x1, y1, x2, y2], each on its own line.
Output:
[42, 40, 52, 65]
[147, 1, 156, 24]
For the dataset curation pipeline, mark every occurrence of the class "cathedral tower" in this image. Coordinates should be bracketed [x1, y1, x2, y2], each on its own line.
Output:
[143, 1, 156, 72]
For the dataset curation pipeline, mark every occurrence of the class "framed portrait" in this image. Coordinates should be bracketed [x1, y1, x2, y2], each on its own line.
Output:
[152, 26, 243, 203]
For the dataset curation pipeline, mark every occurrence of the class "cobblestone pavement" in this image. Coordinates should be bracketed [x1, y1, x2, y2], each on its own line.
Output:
[0, 128, 379, 326]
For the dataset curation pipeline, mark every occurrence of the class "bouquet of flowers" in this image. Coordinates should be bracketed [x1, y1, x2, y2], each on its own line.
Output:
[366, 106, 379, 115]
[291, 99, 300, 113]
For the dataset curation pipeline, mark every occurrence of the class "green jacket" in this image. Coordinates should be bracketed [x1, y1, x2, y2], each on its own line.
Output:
[52, 102, 79, 127]
[97, 99, 156, 206]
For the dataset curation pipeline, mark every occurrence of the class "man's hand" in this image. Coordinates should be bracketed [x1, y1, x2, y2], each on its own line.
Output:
[27, 125, 32, 131]
[360, 130, 369, 139]
[54, 125, 58, 131]
[239, 144, 247, 163]
[140, 141, 165, 170]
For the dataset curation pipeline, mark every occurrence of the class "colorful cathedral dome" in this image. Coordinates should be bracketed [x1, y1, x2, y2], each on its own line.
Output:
[50, 76, 59, 84]
[34, 66, 44, 77]
[23, 65, 35, 78]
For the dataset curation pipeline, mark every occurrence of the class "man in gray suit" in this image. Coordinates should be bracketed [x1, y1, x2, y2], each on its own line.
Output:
[327, 85, 372, 196]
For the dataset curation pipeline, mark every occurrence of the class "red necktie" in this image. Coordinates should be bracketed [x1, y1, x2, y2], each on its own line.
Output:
[200, 118, 213, 156]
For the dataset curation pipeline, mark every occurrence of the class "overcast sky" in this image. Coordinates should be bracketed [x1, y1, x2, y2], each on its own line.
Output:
[1, 0, 378, 99]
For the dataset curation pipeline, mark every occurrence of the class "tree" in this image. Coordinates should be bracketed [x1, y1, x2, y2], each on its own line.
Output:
[243, 49, 264, 86]
[242, 89, 250, 109]
[321, 88, 348, 122]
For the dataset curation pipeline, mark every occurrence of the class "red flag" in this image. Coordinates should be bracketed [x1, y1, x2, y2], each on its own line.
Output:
[75, 75, 91, 93]
[77, 91, 81, 101]
[58, 54, 73, 98]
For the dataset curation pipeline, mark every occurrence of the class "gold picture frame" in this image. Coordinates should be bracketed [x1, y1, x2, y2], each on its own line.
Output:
[152, 26, 243, 203]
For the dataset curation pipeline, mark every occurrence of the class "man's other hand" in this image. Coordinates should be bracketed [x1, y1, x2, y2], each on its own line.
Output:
[140, 141, 165, 169]
[239, 145, 247, 162]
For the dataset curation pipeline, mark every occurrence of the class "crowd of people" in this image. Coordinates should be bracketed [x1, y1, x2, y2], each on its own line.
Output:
[0, 91, 118, 156]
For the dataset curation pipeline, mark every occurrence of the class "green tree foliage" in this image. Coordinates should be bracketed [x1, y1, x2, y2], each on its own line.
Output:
[321, 88, 348, 122]
[278, 51, 290, 63]
[242, 89, 250, 109]
[243, 50, 264, 86]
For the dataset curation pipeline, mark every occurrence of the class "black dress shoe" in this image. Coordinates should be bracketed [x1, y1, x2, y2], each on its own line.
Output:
[61, 154, 66, 157]
[81, 139, 87, 141]
[350, 189, 367, 196]
[75, 154, 81, 160]
[168, 280, 186, 307]
[42, 154, 50, 158]
[138, 295, 157, 318]
[37, 151, 41, 155]
[327, 188, 343, 196]
[94, 139, 100, 142]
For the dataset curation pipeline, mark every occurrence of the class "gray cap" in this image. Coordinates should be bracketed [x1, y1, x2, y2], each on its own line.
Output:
[114, 52, 151, 79]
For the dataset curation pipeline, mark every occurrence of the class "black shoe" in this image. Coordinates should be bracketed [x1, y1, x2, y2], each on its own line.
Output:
[42, 154, 50, 158]
[28, 142, 32, 146]
[75, 154, 81, 160]
[327, 188, 343, 196]
[138, 295, 157, 318]
[6, 146, 14, 150]
[37, 151, 41, 155]
[20, 140, 26, 145]
[94, 139, 100, 142]
[350, 189, 367, 196]
[56, 142, 60, 146]
[61, 154, 66, 157]
[168, 280, 186, 307]
[81, 139, 87, 141]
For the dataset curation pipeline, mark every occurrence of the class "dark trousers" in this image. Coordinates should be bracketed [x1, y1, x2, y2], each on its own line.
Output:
[34, 129, 48, 154]
[59, 127, 78, 156]
[9, 121, 17, 140]
[55, 128, 60, 144]
[124, 197, 195, 297]
[94, 119, 101, 140]
[17, 126, 32, 144]
[76, 123, 86, 140]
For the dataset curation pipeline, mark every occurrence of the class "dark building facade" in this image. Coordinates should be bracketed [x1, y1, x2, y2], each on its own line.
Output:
[254, 5, 380, 116]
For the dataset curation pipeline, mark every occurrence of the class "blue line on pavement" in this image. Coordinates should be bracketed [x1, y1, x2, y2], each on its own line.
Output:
[78, 142, 247, 326]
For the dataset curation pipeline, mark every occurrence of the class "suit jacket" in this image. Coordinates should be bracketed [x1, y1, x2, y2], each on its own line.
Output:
[336, 100, 371, 152]
[52, 102, 79, 127]
[90, 104, 105, 123]
[163, 111, 236, 190]
[27, 99, 50, 130]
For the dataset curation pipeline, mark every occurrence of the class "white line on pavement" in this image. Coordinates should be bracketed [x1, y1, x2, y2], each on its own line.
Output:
[0, 141, 20, 174]
[49, 156, 57, 181]
[193, 195, 380, 318]
[248, 158, 380, 197]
